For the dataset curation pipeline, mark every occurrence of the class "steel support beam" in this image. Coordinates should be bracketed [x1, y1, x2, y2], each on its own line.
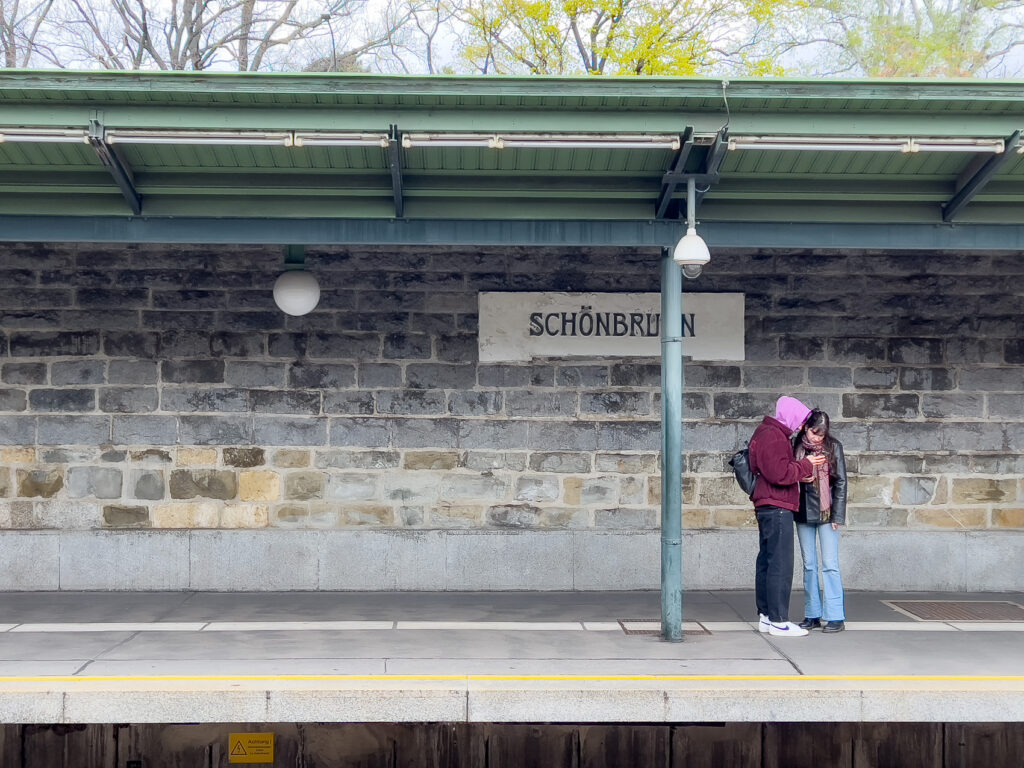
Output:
[655, 128, 694, 219]
[1, 216, 1024, 250]
[389, 124, 405, 219]
[942, 131, 1021, 222]
[660, 246, 684, 642]
[695, 131, 729, 209]
[87, 118, 142, 216]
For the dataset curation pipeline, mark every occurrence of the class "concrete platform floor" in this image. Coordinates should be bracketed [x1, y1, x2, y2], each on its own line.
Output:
[0, 590, 1022, 724]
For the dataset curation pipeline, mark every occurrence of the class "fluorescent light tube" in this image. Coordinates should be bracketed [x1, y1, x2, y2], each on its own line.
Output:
[105, 130, 293, 146]
[292, 133, 389, 148]
[0, 129, 89, 144]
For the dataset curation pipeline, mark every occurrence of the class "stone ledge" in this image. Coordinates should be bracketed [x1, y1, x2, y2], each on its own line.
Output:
[0, 529, 1019, 592]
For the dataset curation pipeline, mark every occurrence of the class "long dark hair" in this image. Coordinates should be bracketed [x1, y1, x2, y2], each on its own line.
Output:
[795, 409, 838, 473]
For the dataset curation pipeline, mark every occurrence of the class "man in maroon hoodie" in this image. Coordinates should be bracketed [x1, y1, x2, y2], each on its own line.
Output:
[749, 396, 825, 638]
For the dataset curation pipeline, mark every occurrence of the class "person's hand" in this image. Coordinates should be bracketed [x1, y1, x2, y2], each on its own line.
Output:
[807, 454, 827, 467]
[801, 477, 813, 483]
[831, 523, 839, 531]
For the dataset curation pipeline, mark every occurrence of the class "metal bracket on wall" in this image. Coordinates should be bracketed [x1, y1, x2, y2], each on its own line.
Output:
[88, 114, 142, 216]
[942, 130, 1021, 222]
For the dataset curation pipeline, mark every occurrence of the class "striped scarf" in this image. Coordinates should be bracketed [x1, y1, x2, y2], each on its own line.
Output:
[801, 436, 832, 515]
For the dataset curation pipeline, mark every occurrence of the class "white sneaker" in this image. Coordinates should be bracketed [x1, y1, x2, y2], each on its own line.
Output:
[758, 613, 770, 633]
[769, 621, 808, 637]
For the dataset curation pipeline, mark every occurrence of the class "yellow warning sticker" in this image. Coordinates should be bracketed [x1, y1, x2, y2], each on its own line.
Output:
[228, 733, 275, 764]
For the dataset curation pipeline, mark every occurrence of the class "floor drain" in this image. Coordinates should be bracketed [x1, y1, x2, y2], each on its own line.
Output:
[618, 619, 709, 636]
[884, 601, 1024, 622]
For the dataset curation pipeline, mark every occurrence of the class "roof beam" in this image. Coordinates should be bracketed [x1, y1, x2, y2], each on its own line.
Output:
[655, 128, 694, 219]
[1, 216, 1023, 250]
[942, 130, 1021, 222]
[389, 124, 404, 218]
[695, 130, 729, 209]
[88, 118, 142, 215]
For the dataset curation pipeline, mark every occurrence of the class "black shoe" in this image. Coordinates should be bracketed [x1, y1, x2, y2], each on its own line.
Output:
[798, 617, 821, 630]
[822, 620, 845, 633]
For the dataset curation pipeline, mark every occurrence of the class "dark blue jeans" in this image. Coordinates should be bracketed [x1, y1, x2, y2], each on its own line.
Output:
[755, 505, 795, 623]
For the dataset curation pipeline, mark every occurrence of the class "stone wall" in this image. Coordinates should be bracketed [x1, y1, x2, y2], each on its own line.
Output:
[0, 242, 1021, 589]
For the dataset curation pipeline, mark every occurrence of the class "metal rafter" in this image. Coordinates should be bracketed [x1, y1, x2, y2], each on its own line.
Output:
[942, 130, 1022, 222]
[695, 130, 729, 209]
[654, 127, 694, 219]
[87, 117, 141, 216]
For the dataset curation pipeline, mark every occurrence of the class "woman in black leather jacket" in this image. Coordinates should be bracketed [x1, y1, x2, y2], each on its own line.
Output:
[793, 409, 848, 633]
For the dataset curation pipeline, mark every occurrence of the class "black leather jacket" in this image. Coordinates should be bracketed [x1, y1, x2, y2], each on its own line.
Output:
[794, 439, 847, 525]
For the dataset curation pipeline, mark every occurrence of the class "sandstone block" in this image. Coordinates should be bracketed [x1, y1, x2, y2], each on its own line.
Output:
[1, 448, 35, 464]
[17, 469, 63, 498]
[910, 507, 986, 528]
[593, 507, 657, 529]
[440, 474, 507, 500]
[239, 471, 281, 501]
[151, 502, 219, 528]
[992, 508, 1024, 528]
[404, 451, 460, 470]
[220, 503, 270, 528]
[528, 452, 591, 473]
[103, 505, 150, 528]
[177, 448, 217, 466]
[274, 449, 311, 468]
[285, 471, 325, 500]
[951, 478, 1017, 504]
[462, 451, 527, 471]
[848, 476, 894, 505]
[711, 508, 756, 528]
[339, 503, 394, 526]
[540, 506, 590, 529]
[563, 477, 582, 505]
[594, 453, 657, 474]
[170, 469, 237, 500]
[428, 503, 483, 527]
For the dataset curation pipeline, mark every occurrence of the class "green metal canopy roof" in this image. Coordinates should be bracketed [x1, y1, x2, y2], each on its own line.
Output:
[2, 71, 1024, 248]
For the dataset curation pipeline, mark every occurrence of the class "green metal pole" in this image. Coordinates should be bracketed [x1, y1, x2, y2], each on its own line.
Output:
[660, 245, 683, 642]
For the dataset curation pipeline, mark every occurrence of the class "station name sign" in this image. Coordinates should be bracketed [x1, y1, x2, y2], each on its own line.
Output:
[478, 292, 744, 362]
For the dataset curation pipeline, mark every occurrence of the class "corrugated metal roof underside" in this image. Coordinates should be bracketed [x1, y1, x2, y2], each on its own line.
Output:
[2, 72, 1024, 224]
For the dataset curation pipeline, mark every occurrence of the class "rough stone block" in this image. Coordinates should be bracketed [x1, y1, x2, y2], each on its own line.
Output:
[619, 477, 645, 505]
[66, 466, 122, 499]
[391, 418, 459, 449]
[224, 361, 286, 387]
[853, 366, 898, 389]
[169, 469, 238, 500]
[992, 508, 1024, 528]
[330, 417, 391, 448]
[315, 449, 399, 469]
[220, 503, 270, 528]
[249, 390, 321, 415]
[428, 503, 484, 527]
[435, 332, 477, 363]
[527, 422, 597, 451]
[326, 473, 379, 500]
[29, 388, 95, 412]
[99, 387, 159, 413]
[383, 472, 442, 504]
[951, 478, 1017, 504]
[848, 476, 894, 505]
[895, 476, 937, 505]
[406, 363, 476, 390]
[910, 507, 987, 528]
[102, 331, 159, 359]
[888, 337, 945, 365]
[161, 360, 225, 384]
[609, 363, 659, 387]
[323, 391, 375, 414]
[867, 422, 941, 451]
[556, 365, 609, 387]
[51, 360, 106, 385]
[285, 471, 325, 500]
[357, 363, 403, 388]
[179, 415, 253, 445]
[594, 453, 656, 474]
[274, 449, 311, 468]
[959, 367, 1021, 391]
[459, 420, 528, 450]
[778, 337, 825, 361]
[108, 360, 159, 385]
[177, 448, 217, 466]
[441, 473, 507, 500]
[808, 366, 852, 388]
[131, 469, 165, 500]
[103, 505, 150, 528]
[307, 332, 381, 360]
[377, 390, 446, 415]
[581, 477, 617, 505]
[899, 367, 956, 391]
[699, 476, 752, 507]
[477, 365, 530, 387]
[579, 392, 650, 417]
[224, 447, 265, 468]
[152, 501, 220, 528]
[339, 503, 394, 526]
[506, 391, 578, 418]
[486, 503, 542, 528]
[712, 393, 777, 420]
[2, 363, 46, 386]
[10, 331, 100, 357]
[161, 387, 248, 413]
[404, 451, 460, 470]
[382, 332, 431, 359]
[922, 393, 983, 418]
[857, 455, 924, 474]
[843, 393, 919, 419]
[742, 365, 806, 389]
[17, 469, 64, 498]
[462, 451, 527, 471]
[38, 415, 108, 444]
[239, 470, 281, 501]
[288, 363, 356, 389]
[514, 476, 559, 502]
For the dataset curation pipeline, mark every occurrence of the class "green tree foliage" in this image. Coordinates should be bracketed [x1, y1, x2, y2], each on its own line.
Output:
[452, 0, 786, 75]
[774, 0, 1024, 76]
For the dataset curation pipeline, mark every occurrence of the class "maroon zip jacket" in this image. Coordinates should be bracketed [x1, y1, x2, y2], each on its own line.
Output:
[748, 416, 816, 512]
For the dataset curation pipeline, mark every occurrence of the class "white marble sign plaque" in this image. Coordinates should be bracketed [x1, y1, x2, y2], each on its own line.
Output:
[478, 292, 745, 362]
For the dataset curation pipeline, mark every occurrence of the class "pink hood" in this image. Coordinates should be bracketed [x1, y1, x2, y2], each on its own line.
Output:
[775, 396, 812, 433]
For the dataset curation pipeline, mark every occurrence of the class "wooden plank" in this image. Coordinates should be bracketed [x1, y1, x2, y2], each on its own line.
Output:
[22, 724, 116, 768]
[854, 723, 942, 768]
[765, 723, 853, 768]
[945, 723, 1024, 768]
[673, 723, 761, 768]
[579, 725, 669, 767]
[480, 724, 577, 768]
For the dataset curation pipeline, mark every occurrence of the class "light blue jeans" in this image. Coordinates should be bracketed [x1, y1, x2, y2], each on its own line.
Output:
[796, 522, 845, 621]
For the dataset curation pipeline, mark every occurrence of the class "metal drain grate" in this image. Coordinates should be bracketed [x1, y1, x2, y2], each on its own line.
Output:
[885, 601, 1024, 622]
[618, 619, 709, 636]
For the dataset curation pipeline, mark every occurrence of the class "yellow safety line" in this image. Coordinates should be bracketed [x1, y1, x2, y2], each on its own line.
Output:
[0, 675, 1022, 683]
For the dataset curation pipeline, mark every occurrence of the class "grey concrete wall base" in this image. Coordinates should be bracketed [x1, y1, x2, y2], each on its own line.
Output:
[0, 529, 1019, 592]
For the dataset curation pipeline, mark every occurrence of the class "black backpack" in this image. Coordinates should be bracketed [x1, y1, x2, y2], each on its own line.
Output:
[729, 444, 760, 499]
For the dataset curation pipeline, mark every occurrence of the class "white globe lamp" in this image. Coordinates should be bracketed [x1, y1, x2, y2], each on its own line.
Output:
[273, 270, 321, 316]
